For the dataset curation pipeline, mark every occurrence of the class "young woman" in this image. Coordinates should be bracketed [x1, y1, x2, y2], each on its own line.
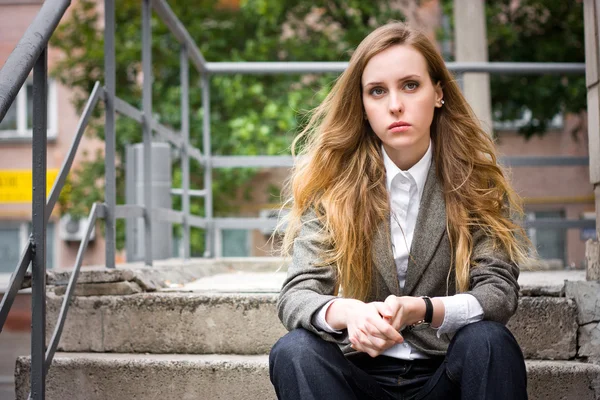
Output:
[269, 22, 530, 400]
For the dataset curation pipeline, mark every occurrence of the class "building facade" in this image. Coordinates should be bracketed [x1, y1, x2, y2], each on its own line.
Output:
[0, 0, 593, 276]
[0, 0, 108, 289]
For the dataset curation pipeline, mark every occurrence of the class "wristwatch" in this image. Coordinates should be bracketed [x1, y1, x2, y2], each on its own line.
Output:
[407, 296, 433, 331]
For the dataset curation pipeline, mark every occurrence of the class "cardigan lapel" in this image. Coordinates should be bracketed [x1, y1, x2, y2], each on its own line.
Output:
[401, 163, 447, 296]
[372, 217, 401, 296]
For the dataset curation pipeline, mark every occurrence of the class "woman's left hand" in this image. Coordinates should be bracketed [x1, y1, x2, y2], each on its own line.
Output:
[384, 295, 445, 330]
[382, 295, 425, 331]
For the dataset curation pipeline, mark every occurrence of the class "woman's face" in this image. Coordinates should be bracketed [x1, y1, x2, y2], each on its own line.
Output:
[361, 44, 443, 169]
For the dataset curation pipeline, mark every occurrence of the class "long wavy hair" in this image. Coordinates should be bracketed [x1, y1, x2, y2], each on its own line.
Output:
[281, 22, 531, 301]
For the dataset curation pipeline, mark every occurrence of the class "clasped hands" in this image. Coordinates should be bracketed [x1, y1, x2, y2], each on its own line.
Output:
[328, 295, 424, 358]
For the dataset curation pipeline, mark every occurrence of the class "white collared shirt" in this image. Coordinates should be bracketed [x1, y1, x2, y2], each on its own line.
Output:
[312, 140, 484, 360]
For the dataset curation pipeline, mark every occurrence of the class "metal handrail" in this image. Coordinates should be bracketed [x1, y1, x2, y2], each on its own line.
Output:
[0, 0, 71, 122]
[0, 81, 103, 336]
[143, 0, 594, 258]
[204, 61, 586, 75]
[0, 242, 32, 332]
[45, 202, 100, 370]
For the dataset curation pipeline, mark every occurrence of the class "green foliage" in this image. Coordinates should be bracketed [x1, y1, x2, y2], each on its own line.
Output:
[441, 0, 585, 138]
[52, 0, 585, 255]
[50, 0, 406, 253]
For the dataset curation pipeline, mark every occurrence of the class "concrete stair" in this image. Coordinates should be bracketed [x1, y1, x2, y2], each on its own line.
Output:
[15, 355, 600, 400]
[12, 267, 600, 399]
[44, 291, 577, 359]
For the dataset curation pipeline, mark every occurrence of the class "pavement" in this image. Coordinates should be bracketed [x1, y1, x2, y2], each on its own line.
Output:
[177, 269, 587, 294]
[0, 330, 30, 400]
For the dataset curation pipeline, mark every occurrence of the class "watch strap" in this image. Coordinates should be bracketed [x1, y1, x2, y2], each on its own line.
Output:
[421, 296, 433, 324]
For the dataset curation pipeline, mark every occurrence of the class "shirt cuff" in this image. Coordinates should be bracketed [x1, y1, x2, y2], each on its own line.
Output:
[434, 294, 484, 337]
[311, 299, 343, 334]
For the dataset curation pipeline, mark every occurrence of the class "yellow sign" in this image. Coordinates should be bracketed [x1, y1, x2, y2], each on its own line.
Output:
[0, 169, 59, 203]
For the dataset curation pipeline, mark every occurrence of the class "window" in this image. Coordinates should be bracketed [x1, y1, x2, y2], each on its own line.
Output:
[217, 229, 250, 257]
[0, 79, 57, 139]
[527, 210, 566, 266]
[0, 222, 55, 274]
[493, 109, 563, 132]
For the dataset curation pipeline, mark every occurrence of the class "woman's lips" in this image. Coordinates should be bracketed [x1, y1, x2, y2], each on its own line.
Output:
[390, 126, 410, 133]
[388, 121, 411, 133]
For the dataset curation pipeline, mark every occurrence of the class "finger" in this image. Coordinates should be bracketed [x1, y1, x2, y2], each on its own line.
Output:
[391, 311, 404, 332]
[355, 328, 381, 351]
[365, 317, 404, 343]
[350, 332, 370, 355]
[357, 327, 396, 354]
[354, 333, 383, 358]
[372, 302, 393, 320]
[384, 295, 398, 309]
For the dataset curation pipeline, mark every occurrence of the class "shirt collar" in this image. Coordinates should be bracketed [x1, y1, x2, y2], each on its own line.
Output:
[382, 140, 432, 199]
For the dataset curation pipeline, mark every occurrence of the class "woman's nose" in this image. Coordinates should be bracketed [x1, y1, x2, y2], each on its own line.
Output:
[389, 94, 403, 114]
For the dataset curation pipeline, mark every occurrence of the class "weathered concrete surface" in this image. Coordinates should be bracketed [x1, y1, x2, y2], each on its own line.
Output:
[508, 297, 578, 360]
[48, 293, 576, 359]
[53, 281, 143, 296]
[46, 292, 287, 354]
[22, 257, 288, 290]
[15, 354, 600, 400]
[16, 354, 275, 400]
[586, 239, 600, 281]
[580, 322, 600, 359]
[518, 270, 585, 297]
[565, 281, 600, 324]
[526, 360, 600, 400]
[178, 271, 286, 293]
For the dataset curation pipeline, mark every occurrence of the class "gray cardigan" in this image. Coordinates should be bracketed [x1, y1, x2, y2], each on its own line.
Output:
[276, 162, 520, 357]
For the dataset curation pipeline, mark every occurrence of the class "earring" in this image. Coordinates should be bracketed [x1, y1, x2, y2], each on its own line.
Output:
[441, 100, 445, 105]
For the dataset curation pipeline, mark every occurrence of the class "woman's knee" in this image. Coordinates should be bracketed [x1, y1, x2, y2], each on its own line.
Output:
[269, 328, 334, 370]
[451, 320, 517, 353]
[445, 321, 527, 392]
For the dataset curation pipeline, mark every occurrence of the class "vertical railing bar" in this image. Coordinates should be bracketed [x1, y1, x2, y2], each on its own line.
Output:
[181, 45, 190, 259]
[30, 46, 48, 400]
[125, 146, 136, 261]
[46, 82, 103, 217]
[202, 73, 213, 257]
[142, 0, 153, 265]
[104, 0, 116, 269]
[0, 242, 32, 333]
[44, 203, 100, 370]
[456, 71, 464, 92]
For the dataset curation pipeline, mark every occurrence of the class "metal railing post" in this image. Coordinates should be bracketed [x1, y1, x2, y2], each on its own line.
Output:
[104, 0, 116, 269]
[181, 46, 190, 259]
[202, 73, 213, 257]
[142, 0, 153, 265]
[30, 46, 48, 400]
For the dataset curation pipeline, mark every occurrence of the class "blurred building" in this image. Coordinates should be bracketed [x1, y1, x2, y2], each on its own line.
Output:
[0, 0, 108, 290]
[0, 0, 594, 276]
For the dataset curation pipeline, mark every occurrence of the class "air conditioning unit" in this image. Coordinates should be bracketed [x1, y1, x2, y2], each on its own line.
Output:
[59, 214, 95, 242]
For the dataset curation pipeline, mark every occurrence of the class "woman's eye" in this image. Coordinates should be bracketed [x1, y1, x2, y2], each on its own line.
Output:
[370, 87, 385, 96]
[404, 82, 419, 91]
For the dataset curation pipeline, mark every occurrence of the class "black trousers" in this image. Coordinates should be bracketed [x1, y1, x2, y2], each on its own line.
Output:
[269, 321, 528, 400]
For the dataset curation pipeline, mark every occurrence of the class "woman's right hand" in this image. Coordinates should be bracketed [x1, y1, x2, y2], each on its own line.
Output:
[326, 298, 404, 357]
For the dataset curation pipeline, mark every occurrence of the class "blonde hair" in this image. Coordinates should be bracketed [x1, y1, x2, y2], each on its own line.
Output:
[281, 22, 531, 301]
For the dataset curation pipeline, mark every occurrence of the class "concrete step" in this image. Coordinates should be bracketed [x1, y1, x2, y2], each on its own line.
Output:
[46, 290, 577, 360]
[15, 353, 600, 400]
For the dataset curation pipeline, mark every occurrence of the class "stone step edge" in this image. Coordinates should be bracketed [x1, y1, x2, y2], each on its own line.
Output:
[15, 354, 600, 400]
[36, 267, 586, 298]
[16, 352, 600, 370]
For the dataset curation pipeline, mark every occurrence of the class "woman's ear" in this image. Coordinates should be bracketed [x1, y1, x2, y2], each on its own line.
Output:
[435, 82, 444, 108]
